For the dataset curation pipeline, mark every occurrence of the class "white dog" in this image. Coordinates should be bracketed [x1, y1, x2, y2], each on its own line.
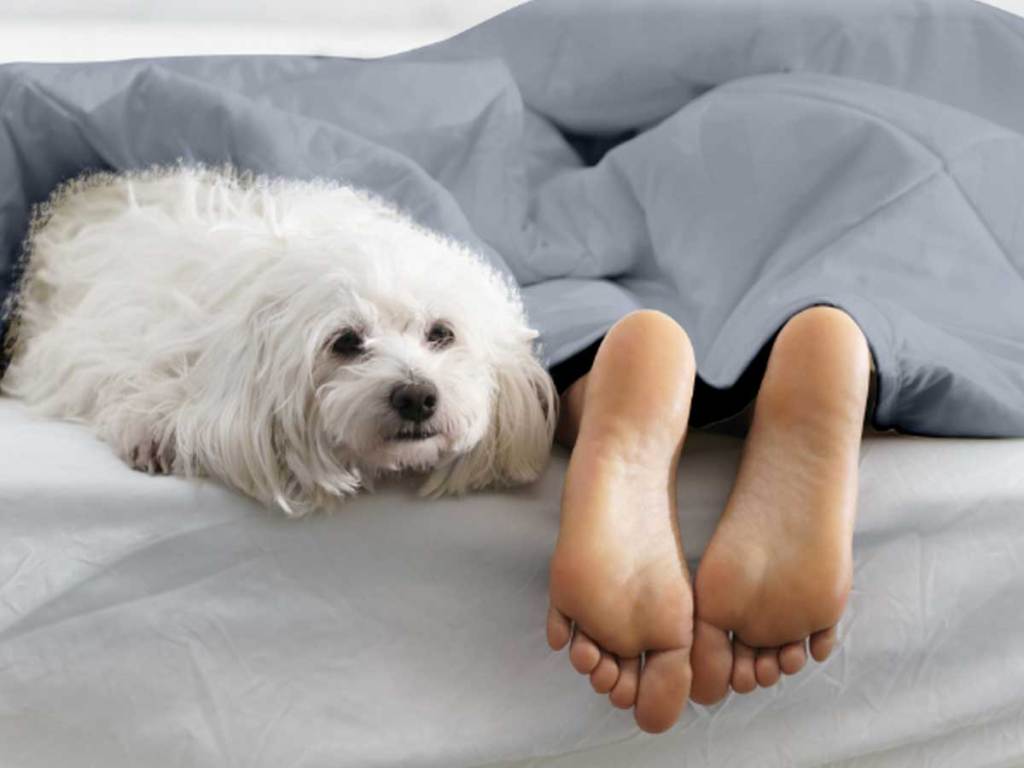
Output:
[1, 166, 558, 515]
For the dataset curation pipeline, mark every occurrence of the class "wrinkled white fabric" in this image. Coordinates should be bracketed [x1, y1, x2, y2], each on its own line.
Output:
[3, 398, 1024, 767]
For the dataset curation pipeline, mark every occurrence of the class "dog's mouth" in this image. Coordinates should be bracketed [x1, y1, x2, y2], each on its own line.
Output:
[389, 425, 440, 442]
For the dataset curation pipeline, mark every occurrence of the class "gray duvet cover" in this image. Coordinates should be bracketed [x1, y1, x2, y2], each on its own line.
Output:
[1, 0, 1022, 436]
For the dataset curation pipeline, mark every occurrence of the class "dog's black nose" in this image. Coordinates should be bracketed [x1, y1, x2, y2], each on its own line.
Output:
[389, 381, 438, 423]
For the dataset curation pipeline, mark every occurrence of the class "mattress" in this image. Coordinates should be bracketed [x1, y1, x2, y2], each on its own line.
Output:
[2, 397, 1024, 767]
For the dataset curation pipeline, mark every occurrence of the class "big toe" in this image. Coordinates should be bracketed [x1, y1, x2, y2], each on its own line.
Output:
[689, 618, 733, 705]
[634, 647, 691, 734]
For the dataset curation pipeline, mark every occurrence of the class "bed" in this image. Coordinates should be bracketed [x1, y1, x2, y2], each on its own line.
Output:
[3, 3, 1024, 766]
[3, 397, 1024, 767]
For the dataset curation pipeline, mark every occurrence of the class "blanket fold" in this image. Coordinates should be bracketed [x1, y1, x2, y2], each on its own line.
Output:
[2, 0, 1023, 435]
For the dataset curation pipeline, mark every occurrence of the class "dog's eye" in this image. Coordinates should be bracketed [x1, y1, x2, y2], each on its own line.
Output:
[331, 329, 365, 357]
[426, 321, 455, 349]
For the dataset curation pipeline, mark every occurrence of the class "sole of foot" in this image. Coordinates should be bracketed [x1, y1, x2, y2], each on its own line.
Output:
[546, 309, 697, 734]
[689, 306, 871, 704]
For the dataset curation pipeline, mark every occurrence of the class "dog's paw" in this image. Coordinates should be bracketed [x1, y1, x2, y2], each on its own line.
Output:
[126, 436, 177, 475]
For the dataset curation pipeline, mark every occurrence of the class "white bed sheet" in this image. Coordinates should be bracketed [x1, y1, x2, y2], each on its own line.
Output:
[2, 397, 1024, 767]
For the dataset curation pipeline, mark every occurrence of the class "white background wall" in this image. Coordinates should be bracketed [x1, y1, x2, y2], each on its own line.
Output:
[981, 0, 1024, 13]
[0, 0, 529, 61]
[0, 0, 1020, 63]
[0, 0, 528, 25]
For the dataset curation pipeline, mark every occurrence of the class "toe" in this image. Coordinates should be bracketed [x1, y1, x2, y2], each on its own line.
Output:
[546, 606, 572, 651]
[590, 651, 620, 694]
[609, 656, 640, 709]
[730, 639, 757, 694]
[754, 648, 781, 688]
[569, 629, 602, 674]
[810, 626, 837, 662]
[779, 641, 808, 675]
[634, 648, 691, 734]
[690, 618, 733, 705]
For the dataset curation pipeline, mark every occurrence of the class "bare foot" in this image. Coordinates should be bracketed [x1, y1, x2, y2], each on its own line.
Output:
[547, 310, 697, 734]
[690, 306, 871, 703]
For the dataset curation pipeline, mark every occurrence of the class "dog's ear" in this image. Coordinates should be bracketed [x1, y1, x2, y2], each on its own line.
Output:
[178, 304, 363, 517]
[420, 340, 558, 498]
[269, 411, 364, 516]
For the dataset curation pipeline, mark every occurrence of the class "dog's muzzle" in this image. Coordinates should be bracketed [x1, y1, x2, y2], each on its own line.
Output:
[387, 381, 441, 441]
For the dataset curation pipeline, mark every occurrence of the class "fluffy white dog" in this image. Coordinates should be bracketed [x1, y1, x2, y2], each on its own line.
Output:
[1, 166, 558, 515]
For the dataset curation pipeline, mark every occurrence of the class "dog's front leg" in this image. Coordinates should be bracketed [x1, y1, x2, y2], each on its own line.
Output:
[124, 429, 177, 475]
[99, 386, 184, 477]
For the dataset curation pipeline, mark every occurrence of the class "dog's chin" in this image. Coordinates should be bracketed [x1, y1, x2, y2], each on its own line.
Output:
[367, 429, 453, 475]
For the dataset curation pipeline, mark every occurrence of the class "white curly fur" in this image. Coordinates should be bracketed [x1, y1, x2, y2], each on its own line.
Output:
[1, 165, 558, 515]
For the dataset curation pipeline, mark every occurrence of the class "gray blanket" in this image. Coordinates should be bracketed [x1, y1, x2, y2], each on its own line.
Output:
[2, 0, 1023, 436]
